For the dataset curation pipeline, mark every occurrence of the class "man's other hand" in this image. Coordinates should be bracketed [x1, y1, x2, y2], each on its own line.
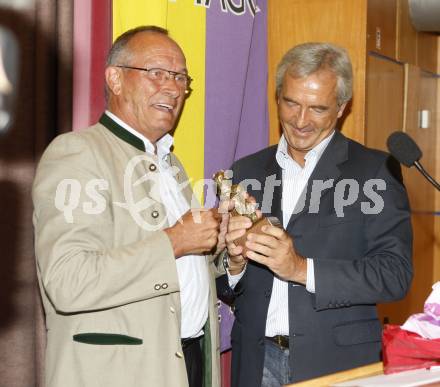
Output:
[245, 226, 307, 284]
[165, 209, 221, 257]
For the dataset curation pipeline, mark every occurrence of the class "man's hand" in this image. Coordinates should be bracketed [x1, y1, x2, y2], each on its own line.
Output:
[225, 215, 253, 275]
[214, 199, 234, 255]
[245, 225, 307, 284]
[164, 209, 220, 258]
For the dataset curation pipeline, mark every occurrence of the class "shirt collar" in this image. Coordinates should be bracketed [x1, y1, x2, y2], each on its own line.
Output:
[276, 130, 335, 169]
[103, 110, 174, 160]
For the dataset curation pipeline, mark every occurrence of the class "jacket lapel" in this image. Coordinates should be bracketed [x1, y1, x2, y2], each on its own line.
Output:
[245, 152, 283, 298]
[262, 150, 283, 223]
[99, 113, 146, 152]
[286, 131, 348, 229]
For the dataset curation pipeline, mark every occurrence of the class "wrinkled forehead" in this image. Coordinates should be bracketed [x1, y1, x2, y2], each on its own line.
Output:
[283, 69, 338, 91]
[129, 32, 186, 66]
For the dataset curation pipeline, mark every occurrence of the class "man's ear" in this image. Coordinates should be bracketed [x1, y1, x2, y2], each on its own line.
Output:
[337, 102, 347, 118]
[105, 66, 122, 96]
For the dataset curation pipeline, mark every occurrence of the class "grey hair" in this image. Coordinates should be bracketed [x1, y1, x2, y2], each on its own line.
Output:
[275, 42, 353, 106]
[104, 25, 169, 102]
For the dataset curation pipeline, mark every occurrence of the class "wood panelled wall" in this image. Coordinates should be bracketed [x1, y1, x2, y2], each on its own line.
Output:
[435, 72, 440, 296]
[268, 0, 368, 145]
[268, 0, 439, 324]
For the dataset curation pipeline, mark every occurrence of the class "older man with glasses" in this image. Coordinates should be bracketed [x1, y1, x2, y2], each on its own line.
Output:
[32, 26, 224, 387]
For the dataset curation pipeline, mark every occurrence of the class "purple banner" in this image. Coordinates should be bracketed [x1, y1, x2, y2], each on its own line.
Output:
[204, 0, 268, 180]
[204, 0, 268, 352]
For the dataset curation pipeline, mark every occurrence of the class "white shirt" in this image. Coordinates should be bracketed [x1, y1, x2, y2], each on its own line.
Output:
[106, 111, 209, 339]
[228, 131, 334, 336]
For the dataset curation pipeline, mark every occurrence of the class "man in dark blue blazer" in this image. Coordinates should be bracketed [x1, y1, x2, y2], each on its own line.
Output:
[217, 42, 413, 387]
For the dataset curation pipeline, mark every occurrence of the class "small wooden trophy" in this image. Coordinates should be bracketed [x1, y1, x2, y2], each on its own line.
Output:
[213, 170, 281, 256]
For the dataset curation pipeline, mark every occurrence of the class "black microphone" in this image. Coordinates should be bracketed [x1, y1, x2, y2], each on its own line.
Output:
[387, 131, 440, 191]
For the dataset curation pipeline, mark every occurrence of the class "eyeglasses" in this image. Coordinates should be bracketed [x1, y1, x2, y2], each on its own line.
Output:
[115, 65, 192, 89]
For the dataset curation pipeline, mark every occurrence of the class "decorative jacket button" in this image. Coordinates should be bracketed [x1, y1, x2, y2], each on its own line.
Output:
[152, 210, 159, 218]
[175, 351, 184, 358]
[162, 283, 168, 289]
[149, 164, 157, 171]
[154, 284, 161, 290]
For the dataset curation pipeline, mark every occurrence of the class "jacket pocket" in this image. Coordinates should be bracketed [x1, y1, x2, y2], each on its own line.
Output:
[73, 333, 143, 345]
[333, 319, 382, 346]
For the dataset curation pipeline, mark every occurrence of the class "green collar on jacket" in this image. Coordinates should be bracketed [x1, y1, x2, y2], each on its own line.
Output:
[99, 113, 146, 152]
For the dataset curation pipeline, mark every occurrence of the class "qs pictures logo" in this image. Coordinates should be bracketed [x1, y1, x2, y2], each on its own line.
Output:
[54, 155, 192, 231]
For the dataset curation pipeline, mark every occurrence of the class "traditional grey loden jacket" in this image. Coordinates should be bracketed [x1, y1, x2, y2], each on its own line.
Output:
[32, 114, 222, 387]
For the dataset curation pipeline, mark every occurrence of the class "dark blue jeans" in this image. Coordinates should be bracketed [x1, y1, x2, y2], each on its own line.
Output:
[261, 339, 291, 387]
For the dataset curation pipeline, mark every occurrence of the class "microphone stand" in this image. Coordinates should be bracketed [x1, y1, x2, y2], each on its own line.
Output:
[414, 161, 440, 191]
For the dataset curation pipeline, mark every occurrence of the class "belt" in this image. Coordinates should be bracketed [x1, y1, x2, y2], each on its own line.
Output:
[181, 335, 203, 350]
[266, 335, 289, 350]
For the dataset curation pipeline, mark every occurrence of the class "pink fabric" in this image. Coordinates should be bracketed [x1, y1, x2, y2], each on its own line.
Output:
[72, 0, 111, 131]
[89, 0, 112, 125]
[72, 0, 92, 131]
[221, 350, 232, 387]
